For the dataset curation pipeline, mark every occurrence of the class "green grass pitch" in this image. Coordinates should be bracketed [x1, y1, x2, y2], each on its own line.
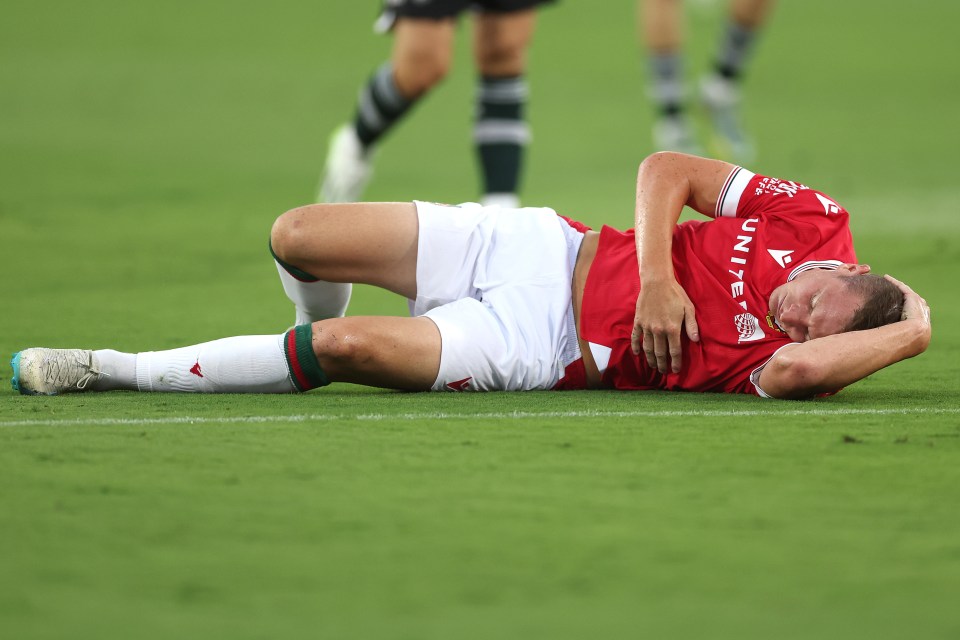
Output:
[2, 1, 959, 638]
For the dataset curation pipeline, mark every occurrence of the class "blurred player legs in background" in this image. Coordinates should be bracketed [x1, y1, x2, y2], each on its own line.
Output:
[320, 0, 555, 207]
[640, 0, 773, 162]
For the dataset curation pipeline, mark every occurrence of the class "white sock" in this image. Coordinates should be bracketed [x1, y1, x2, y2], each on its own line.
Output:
[130, 334, 296, 393]
[275, 262, 352, 325]
[91, 349, 137, 391]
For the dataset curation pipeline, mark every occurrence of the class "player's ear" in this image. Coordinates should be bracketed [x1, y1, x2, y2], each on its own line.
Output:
[839, 263, 870, 275]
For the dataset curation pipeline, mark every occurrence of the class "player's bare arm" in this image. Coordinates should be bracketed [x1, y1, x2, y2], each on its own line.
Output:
[632, 152, 734, 373]
[758, 275, 932, 399]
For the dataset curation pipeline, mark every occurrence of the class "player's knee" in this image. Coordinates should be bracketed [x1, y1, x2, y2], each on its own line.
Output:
[312, 322, 372, 370]
[476, 35, 528, 76]
[271, 207, 315, 266]
[477, 49, 524, 76]
[396, 50, 451, 96]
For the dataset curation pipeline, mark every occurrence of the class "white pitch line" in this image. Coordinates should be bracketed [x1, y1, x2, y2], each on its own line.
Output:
[1, 406, 959, 428]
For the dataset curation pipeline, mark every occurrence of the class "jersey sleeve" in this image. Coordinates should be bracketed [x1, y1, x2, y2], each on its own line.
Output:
[714, 167, 850, 221]
[558, 214, 592, 234]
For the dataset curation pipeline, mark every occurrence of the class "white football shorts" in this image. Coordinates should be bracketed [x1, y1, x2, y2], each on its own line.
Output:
[411, 201, 584, 391]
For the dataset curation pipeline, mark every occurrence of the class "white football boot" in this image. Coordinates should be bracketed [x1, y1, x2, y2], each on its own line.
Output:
[318, 124, 373, 203]
[700, 73, 756, 164]
[11, 348, 103, 395]
[652, 115, 703, 156]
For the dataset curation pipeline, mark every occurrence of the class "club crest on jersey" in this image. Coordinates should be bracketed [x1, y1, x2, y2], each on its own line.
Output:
[816, 193, 841, 215]
[767, 249, 794, 268]
[765, 312, 785, 334]
[734, 313, 766, 343]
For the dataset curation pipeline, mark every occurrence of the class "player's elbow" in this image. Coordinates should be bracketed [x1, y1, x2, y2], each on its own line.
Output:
[761, 351, 834, 400]
[636, 151, 701, 198]
[638, 151, 681, 174]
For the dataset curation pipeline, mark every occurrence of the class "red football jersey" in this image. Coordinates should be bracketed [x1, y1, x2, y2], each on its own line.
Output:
[578, 167, 857, 396]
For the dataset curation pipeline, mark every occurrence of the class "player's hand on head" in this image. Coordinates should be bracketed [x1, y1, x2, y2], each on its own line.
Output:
[632, 279, 700, 374]
[883, 274, 931, 358]
[884, 274, 931, 326]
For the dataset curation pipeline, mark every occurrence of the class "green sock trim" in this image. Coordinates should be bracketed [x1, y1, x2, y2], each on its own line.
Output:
[283, 324, 329, 391]
[269, 239, 320, 282]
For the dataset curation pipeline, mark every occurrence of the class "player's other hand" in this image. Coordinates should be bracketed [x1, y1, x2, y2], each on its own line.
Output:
[884, 274, 932, 353]
[632, 279, 700, 374]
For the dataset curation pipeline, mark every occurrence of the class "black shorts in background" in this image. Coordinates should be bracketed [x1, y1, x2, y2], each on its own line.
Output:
[375, 0, 556, 32]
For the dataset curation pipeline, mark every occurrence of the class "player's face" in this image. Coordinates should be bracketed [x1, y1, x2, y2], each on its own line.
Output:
[768, 270, 863, 342]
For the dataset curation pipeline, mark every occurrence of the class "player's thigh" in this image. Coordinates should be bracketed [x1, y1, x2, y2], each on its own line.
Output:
[271, 202, 419, 298]
[391, 18, 457, 97]
[314, 316, 441, 390]
[472, 9, 538, 75]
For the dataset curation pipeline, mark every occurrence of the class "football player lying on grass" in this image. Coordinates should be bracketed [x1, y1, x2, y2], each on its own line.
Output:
[12, 153, 931, 399]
